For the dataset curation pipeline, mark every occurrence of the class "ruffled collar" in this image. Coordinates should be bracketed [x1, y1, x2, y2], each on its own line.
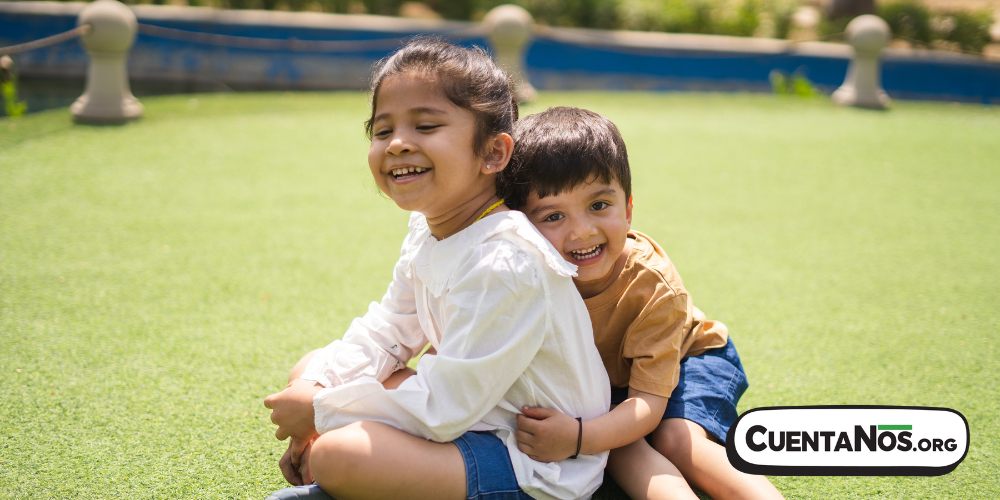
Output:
[400, 211, 576, 297]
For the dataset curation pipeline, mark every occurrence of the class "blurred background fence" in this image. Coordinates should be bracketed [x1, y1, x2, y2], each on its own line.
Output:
[5, 0, 995, 49]
[1, 0, 999, 116]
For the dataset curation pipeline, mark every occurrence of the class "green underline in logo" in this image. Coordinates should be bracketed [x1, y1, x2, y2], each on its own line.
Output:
[877, 425, 912, 430]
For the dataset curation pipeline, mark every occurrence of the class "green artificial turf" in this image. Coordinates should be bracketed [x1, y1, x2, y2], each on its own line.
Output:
[1, 92, 998, 499]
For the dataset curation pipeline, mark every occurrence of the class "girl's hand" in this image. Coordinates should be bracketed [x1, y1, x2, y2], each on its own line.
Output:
[264, 378, 323, 442]
[279, 437, 316, 486]
[299, 439, 315, 485]
[278, 436, 318, 486]
[515, 406, 580, 463]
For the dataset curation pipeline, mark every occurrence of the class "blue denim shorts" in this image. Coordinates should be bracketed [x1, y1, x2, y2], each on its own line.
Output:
[452, 431, 533, 500]
[610, 337, 748, 444]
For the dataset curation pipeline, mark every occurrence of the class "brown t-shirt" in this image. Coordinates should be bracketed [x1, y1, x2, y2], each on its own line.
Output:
[584, 231, 728, 398]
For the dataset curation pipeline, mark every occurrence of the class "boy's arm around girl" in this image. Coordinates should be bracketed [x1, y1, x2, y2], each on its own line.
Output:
[266, 219, 611, 499]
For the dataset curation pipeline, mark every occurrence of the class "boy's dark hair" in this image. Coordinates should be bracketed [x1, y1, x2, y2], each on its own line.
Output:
[364, 39, 519, 198]
[506, 107, 631, 210]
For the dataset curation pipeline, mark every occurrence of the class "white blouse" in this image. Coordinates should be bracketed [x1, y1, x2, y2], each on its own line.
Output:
[301, 211, 610, 500]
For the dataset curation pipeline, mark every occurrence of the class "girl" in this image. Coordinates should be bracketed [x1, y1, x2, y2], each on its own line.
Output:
[263, 40, 610, 500]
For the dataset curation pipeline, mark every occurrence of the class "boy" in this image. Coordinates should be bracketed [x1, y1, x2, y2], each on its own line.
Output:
[508, 107, 784, 500]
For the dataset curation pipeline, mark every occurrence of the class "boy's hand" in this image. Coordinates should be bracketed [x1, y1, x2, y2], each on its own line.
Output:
[264, 378, 323, 442]
[515, 406, 580, 463]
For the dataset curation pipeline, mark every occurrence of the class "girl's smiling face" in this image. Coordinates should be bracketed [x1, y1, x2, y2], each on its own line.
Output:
[523, 178, 633, 298]
[368, 74, 493, 218]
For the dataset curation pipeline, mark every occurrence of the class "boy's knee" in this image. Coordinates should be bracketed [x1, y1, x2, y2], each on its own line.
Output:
[650, 418, 698, 460]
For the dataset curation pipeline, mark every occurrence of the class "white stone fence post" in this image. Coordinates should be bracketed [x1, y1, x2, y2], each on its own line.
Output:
[71, 0, 143, 123]
[483, 4, 537, 103]
[832, 14, 891, 110]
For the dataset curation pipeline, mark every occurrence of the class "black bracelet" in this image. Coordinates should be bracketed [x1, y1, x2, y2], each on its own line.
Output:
[569, 417, 582, 459]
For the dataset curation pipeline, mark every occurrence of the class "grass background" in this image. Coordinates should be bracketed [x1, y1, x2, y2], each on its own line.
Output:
[1, 92, 998, 499]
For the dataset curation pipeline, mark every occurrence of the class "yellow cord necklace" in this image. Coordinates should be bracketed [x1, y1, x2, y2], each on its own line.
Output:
[474, 198, 505, 223]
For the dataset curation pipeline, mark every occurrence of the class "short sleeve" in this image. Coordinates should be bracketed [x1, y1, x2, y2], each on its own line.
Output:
[621, 292, 691, 398]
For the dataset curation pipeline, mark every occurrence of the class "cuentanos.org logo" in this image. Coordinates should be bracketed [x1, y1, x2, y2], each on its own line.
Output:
[726, 406, 969, 476]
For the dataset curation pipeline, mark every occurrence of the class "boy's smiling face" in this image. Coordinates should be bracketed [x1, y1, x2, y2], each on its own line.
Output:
[523, 177, 633, 298]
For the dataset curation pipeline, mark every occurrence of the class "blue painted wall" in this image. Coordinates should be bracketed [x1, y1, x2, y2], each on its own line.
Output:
[525, 37, 1000, 103]
[2, 5, 999, 105]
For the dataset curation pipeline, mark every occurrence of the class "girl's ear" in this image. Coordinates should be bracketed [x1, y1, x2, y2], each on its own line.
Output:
[481, 133, 514, 174]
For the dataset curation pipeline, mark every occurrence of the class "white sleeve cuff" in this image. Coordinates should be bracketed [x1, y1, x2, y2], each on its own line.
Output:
[312, 378, 384, 435]
[299, 342, 341, 388]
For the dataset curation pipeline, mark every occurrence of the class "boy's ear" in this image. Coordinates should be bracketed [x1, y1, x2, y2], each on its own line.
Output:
[482, 133, 514, 174]
[626, 195, 633, 228]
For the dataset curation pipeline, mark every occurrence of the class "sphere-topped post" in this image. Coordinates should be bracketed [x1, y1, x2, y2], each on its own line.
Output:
[483, 4, 537, 103]
[71, 0, 143, 123]
[832, 14, 891, 110]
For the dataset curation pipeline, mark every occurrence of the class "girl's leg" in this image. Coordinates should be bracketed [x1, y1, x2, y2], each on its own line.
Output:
[382, 367, 416, 389]
[286, 365, 418, 486]
[649, 418, 784, 500]
[289, 349, 323, 382]
[308, 421, 467, 500]
[607, 437, 699, 500]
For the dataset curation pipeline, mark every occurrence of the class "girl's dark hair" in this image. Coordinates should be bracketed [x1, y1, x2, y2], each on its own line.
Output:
[506, 107, 631, 210]
[364, 39, 519, 198]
